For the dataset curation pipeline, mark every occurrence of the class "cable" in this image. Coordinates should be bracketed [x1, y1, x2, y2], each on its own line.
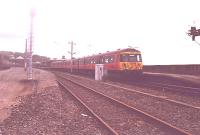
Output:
[195, 40, 200, 46]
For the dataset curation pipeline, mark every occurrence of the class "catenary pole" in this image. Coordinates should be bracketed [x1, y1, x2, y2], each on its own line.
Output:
[24, 39, 27, 71]
[68, 41, 76, 73]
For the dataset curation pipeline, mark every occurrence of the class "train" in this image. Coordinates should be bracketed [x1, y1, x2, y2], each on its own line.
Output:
[48, 48, 143, 77]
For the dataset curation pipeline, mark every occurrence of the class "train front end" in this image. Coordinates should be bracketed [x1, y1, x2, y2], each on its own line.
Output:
[118, 49, 143, 76]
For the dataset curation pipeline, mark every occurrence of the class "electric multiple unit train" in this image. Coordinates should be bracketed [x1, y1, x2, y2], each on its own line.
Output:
[49, 48, 143, 77]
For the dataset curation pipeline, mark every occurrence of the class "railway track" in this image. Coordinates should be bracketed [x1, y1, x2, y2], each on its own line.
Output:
[130, 81, 200, 95]
[105, 81, 200, 109]
[89, 71, 200, 107]
[57, 72, 200, 109]
[56, 73, 192, 135]
[105, 72, 200, 95]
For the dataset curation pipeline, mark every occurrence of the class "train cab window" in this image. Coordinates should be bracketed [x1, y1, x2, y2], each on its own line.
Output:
[129, 55, 137, 62]
[137, 54, 142, 62]
[120, 54, 129, 62]
[120, 54, 142, 62]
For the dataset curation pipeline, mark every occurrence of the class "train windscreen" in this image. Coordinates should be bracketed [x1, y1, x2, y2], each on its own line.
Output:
[120, 54, 142, 62]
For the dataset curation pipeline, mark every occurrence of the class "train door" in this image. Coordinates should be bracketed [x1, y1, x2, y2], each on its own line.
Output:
[99, 56, 104, 64]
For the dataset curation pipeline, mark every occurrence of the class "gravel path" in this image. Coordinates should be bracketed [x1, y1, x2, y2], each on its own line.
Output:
[0, 68, 108, 135]
[0, 86, 108, 135]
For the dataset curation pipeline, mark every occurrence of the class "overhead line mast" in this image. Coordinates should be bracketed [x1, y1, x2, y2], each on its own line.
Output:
[68, 41, 76, 73]
[24, 39, 27, 71]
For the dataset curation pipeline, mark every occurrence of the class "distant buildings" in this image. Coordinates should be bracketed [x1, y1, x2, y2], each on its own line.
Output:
[0, 51, 50, 67]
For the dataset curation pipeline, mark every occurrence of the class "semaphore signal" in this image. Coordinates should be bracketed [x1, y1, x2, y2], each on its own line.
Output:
[188, 26, 200, 41]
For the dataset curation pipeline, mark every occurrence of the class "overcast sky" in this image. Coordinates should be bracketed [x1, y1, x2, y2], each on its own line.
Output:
[0, 0, 200, 65]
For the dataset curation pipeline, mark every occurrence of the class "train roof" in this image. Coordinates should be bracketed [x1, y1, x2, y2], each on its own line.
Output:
[51, 48, 141, 62]
[82, 48, 141, 58]
[106, 48, 140, 54]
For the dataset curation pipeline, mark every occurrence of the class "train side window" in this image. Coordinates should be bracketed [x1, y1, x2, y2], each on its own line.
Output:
[92, 58, 94, 64]
[83, 59, 85, 64]
[105, 58, 109, 63]
[109, 55, 114, 63]
[79, 59, 82, 64]
[86, 58, 88, 64]
[91, 58, 93, 64]
[83, 58, 85, 64]
[84, 58, 87, 64]
[104, 56, 109, 63]
[92, 58, 95, 64]
[77, 59, 80, 65]
[90, 58, 92, 64]
[95, 57, 99, 64]
[87, 58, 90, 64]
[110, 58, 113, 63]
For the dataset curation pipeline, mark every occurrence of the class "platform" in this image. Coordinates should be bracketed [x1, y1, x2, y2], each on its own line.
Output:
[144, 72, 200, 85]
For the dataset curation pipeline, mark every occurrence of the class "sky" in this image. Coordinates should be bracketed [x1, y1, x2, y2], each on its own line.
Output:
[0, 0, 200, 65]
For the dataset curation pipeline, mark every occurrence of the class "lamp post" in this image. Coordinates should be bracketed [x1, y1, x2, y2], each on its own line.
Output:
[27, 8, 35, 80]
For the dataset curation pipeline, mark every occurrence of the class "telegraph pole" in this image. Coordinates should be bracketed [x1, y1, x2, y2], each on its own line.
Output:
[68, 41, 76, 73]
